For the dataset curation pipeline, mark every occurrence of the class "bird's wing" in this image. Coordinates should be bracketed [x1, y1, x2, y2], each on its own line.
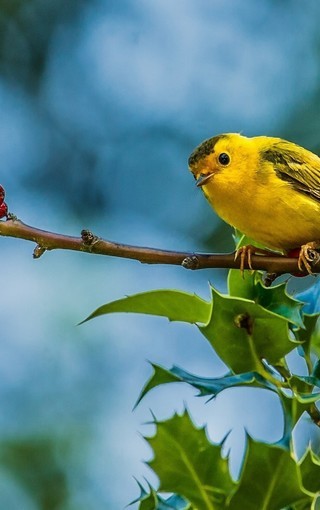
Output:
[262, 140, 320, 201]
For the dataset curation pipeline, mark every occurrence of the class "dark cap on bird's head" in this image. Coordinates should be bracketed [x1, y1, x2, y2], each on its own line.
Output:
[188, 135, 227, 168]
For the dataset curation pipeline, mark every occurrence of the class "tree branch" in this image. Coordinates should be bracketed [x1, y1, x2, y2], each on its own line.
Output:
[0, 217, 317, 279]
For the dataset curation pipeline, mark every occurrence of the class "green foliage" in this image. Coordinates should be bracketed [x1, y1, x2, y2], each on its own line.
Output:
[299, 449, 320, 494]
[147, 412, 234, 510]
[132, 483, 191, 509]
[227, 438, 309, 510]
[81, 289, 211, 325]
[135, 363, 275, 409]
[228, 271, 304, 327]
[86, 266, 320, 509]
[0, 437, 69, 510]
[200, 286, 297, 373]
[137, 412, 319, 510]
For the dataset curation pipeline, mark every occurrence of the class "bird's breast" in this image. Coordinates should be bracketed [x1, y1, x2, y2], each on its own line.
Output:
[202, 173, 320, 251]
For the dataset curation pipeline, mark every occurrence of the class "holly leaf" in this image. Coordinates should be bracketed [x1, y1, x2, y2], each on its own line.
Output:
[132, 483, 192, 510]
[228, 438, 311, 510]
[199, 287, 298, 374]
[146, 412, 312, 510]
[146, 411, 235, 510]
[135, 363, 277, 407]
[81, 289, 211, 324]
[299, 449, 320, 495]
[228, 271, 304, 328]
[227, 268, 257, 300]
[254, 275, 304, 328]
[228, 233, 261, 300]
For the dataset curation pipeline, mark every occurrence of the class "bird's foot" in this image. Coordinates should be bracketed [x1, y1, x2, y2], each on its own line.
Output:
[293, 242, 320, 275]
[234, 245, 274, 274]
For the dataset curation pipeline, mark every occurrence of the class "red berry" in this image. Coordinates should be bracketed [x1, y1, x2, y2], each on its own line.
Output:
[0, 185, 5, 206]
[0, 202, 8, 219]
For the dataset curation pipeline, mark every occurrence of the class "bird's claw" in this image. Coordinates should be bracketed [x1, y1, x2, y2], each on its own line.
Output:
[234, 245, 276, 275]
[297, 242, 320, 274]
[234, 245, 255, 274]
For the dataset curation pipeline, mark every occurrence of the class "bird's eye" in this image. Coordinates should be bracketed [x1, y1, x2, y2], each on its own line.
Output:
[218, 153, 230, 165]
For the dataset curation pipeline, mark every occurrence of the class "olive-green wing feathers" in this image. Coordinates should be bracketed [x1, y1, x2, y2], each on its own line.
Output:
[262, 140, 320, 201]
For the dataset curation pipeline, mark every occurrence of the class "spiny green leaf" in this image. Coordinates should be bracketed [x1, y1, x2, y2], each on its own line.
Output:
[228, 233, 261, 300]
[130, 479, 148, 504]
[135, 363, 277, 407]
[228, 271, 304, 328]
[229, 229, 304, 328]
[135, 364, 185, 408]
[146, 411, 235, 510]
[227, 268, 257, 300]
[228, 438, 311, 510]
[299, 448, 320, 495]
[134, 486, 192, 510]
[81, 289, 211, 324]
[232, 231, 267, 252]
[254, 275, 304, 328]
[199, 287, 298, 374]
[138, 492, 158, 510]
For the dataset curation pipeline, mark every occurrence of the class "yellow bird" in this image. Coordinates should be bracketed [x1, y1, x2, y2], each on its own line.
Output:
[188, 133, 320, 273]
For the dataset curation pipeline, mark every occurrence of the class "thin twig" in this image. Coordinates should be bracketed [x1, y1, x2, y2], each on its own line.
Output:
[0, 217, 318, 275]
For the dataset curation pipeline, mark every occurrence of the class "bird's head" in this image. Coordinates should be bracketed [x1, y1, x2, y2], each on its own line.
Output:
[188, 133, 250, 187]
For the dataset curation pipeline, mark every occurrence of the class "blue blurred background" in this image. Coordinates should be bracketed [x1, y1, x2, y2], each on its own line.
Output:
[1, 0, 320, 508]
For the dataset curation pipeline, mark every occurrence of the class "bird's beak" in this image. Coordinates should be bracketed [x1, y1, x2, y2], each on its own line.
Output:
[196, 172, 215, 187]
